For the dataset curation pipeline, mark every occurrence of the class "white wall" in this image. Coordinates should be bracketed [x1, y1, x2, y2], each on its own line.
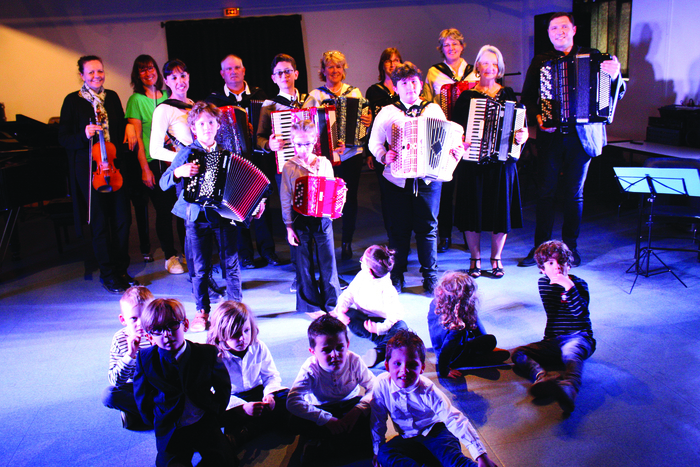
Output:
[611, 0, 700, 140]
[1, 1, 567, 125]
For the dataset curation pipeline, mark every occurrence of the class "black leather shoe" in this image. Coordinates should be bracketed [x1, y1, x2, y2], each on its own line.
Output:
[437, 237, 451, 253]
[518, 248, 537, 267]
[263, 253, 282, 266]
[339, 276, 349, 290]
[391, 275, 405, 294]
[122, 274, 140, 287]
[341, 243, 352, 261]
[102, 279, 126, 294]
[423, 276, 437, 295]
[571, 248, 582, 267]
[241, 257, 256, 269]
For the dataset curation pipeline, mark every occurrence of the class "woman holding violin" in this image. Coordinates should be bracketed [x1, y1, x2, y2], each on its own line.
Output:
[59, 55, 134, 293]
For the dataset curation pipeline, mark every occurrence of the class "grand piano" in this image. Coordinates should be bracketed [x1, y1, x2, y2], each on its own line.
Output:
[0, 114, 70, 264]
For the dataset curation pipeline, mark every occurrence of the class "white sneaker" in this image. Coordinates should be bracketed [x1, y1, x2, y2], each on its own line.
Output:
[165, 256, 185, 274]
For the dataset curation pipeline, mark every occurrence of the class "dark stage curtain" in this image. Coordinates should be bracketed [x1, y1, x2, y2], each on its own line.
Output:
[163, 15, 307, 101]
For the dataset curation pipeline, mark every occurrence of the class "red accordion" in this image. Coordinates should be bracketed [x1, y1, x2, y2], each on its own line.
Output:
[440, 81, 477, 120]
[271, 107, 338, 173]
[292, 175, 347, 219]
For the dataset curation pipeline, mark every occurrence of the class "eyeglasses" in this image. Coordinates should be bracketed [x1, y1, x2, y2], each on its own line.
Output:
[293, 142, 315, 149]
[138, 65, 156, 75]
[384, 59, 401, 64]
[148, 320, 184, 336]
[273, 69, 295, 77]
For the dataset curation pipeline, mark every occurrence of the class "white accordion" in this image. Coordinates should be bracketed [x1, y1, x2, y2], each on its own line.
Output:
[390, 117, 463, 182]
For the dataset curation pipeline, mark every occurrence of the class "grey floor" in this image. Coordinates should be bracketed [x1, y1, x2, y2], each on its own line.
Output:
[2, 166, 700, 467]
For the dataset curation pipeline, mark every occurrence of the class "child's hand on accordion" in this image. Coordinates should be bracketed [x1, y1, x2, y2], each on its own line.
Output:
[269, 134, 285, 152]
[536, 114, 557, 133]
[334, 141, 346, 157]
[360, 112, 372, 128]
[174, 162, 199, 179]
[251, 200, 266, 219]
[515, 127, 529, 145]
[450, 145, 465, 161]
[286, 226, 300, 247]
[384, 149, 398, 165]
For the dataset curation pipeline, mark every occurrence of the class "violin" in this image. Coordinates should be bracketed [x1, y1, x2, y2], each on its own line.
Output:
[92, 125, 122, 192]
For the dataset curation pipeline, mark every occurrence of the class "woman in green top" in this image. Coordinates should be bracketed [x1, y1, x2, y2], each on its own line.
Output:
[124, 55, 184, 273]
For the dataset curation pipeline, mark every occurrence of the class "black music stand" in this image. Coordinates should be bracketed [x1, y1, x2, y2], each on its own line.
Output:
[614, 167, 700, 293]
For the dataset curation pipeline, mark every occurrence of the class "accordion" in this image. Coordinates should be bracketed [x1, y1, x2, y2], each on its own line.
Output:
[390, 117, 463, 182]
[540, 53, 615, 128]
[440, 81, 477, 121]
[293, 176, 347, 219]
[184, 149, 270, 223]
[321, 96, 369, 147]
[464, 98, 527, 163]
[215, 105, 253, 159]
[271, 107, 338, 173]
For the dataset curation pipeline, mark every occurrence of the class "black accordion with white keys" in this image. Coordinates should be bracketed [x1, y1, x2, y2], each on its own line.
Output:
[540, 53, 615, 129]
[390, 117, 463, 182]
[184, 149, 270, 223]
[215, 105, 253, 159]
[321, 96, 369, 147]
[464, 97, 526, 163]
[271, 107, 338, 173]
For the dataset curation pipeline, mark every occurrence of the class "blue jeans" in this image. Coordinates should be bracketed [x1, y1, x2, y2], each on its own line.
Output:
[101, 384, 148, 427]
[185, 210, 242, 312]
[384, 178, 441, 281]
[378, 423, 477, 467]
[345, 308, 408, 355]
[512, 332, 596, 392]
[534, 131, 592, 249]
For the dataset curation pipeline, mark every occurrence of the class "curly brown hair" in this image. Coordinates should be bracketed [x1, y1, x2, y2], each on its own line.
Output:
[534, 240, 573, 270]
[433, 271, 478, 331]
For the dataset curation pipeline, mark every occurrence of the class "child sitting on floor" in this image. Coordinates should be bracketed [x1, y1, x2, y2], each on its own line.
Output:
[428, 271, 505, 378]
[207, 300, 289, 448]
[287, 314, 375, 463]
[134, 298, 234, 467]
[370, 330, 498, 467]
[102, 286, 153, 430]
[331, 244, 408, 368]
[511, 240, 595, 413]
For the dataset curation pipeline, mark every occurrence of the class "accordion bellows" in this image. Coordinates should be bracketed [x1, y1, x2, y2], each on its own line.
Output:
[440, 81, 477, 121]
[390, 117, 464, 182]
[293, 175, 347, 219]
[184, 149, 270, 223]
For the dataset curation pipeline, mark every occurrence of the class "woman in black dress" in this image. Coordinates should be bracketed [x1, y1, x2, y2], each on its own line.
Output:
[365, 48, 402, 239]
[452, 45, 528, 278]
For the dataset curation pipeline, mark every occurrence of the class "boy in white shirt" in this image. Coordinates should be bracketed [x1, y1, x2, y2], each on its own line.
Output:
[371, 330, 498, 467]
[287, 314, 375, 461]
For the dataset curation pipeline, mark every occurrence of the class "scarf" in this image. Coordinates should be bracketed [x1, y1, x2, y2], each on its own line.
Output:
[79, 83, 110, 141]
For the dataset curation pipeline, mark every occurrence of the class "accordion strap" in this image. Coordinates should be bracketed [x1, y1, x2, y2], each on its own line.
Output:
[393, 100, 430, 117]
[158, 99, 194, 110]
[272, 94, 306, 109]
[433, 62, 474, 83]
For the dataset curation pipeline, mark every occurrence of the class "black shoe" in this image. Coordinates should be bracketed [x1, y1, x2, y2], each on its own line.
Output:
[339, 276, 349, 290]
[438, 237, 451, 253]
[529, 371, 562, 398]
[122, 274, 139, 287]
[518, 248, 537, 267]
[423, 276, 437, 295]
[208, 274, 226, 296]
[241, 257, 256, 269]
[341, 243, 352, 261]
[391, 275, 405, 294]
[570, 248, 582, 267]
[263, 253, 282, 266]
[102, 278, 126, 294]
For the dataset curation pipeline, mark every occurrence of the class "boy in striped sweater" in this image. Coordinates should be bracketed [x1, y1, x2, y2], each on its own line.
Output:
[102, 286, 153, 429]
[511, 240, 595, 413]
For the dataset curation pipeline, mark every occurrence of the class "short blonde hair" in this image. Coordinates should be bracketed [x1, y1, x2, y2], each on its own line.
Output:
[120, 286, 154, 313]
[437, 29, 465, 58]
[290, 119, 317, 139]
[474, 44, 505, 79]
[207, 301, 259, 351]
[318, 50, 347, 82]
